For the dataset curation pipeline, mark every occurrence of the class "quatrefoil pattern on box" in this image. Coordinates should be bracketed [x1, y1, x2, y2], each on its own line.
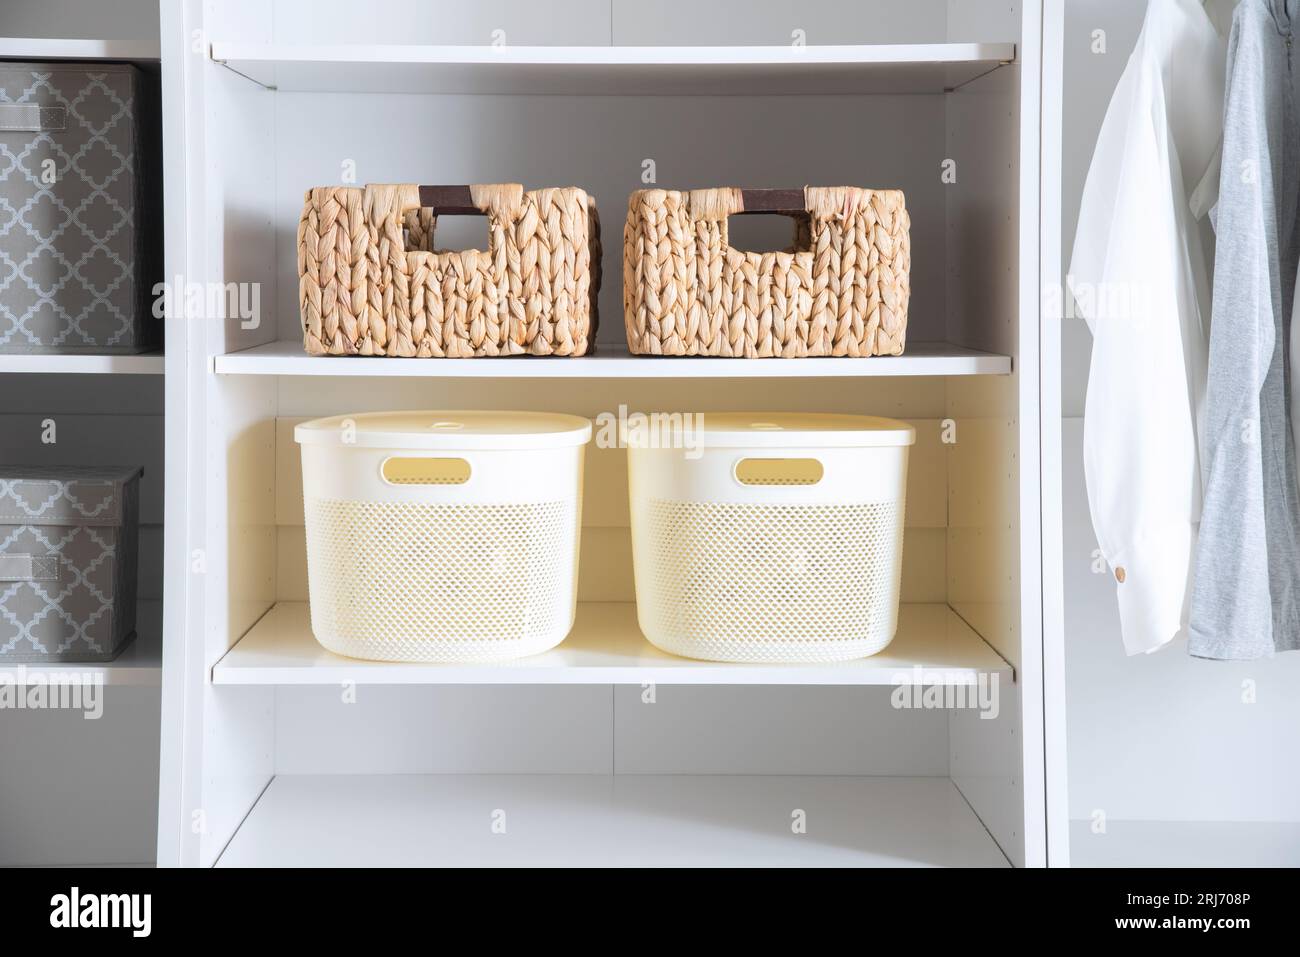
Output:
[0, 63, 144, 353]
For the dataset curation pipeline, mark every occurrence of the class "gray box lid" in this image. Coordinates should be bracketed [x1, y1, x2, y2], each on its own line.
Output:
[0, 465, 142, 527]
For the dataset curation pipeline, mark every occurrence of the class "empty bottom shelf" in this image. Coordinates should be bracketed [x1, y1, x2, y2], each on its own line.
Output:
[216, 774, 1009, 867]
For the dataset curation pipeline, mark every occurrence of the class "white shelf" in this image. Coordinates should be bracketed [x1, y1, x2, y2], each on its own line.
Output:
[0, 37, 160, 62]
[1, 600, 162, 688]
[212, 601, 1011, 686]
[0, 352, 163, 375]
[213, 339, 1011, 378]
[209, 42, 1016, 96]
[216, 773, 1010, 867]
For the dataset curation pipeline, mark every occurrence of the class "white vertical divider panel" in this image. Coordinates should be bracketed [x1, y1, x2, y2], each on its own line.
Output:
[195, 0, 281, 867]
[158, 0, 280, 868]
[1037, 0, 1068, 868]
[943, 0, 1042, 866]
[157, 0, 200, 870]
[1012, 0, 1048, 871]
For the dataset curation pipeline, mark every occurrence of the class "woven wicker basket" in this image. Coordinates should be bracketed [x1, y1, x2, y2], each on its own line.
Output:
[298, 183, 600, 357]
[622, 186, 909, 358]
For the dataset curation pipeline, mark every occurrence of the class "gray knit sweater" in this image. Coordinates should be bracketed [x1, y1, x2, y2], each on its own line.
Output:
[1190, 0, 1300, 658]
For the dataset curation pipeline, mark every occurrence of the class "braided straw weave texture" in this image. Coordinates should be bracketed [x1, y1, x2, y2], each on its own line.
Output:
[622, 187, 910, 357]
[298, 183, 600, 357]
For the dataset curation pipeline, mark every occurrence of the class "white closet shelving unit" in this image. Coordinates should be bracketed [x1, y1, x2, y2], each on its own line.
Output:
[154, 0, 1068, 868]
[0, 7, 166, 867]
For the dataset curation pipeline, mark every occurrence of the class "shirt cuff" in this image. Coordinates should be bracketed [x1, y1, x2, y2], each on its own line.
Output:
[1105, 526, 1193, 656]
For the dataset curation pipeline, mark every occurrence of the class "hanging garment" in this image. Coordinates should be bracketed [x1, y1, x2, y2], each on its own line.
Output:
[1190, 0, 1300, 660]
[1069, 0, 1227, 655]
[1292, 258, 1300, 497]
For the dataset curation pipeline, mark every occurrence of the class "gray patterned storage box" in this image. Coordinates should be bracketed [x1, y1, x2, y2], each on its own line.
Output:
[0, 466, 141, 663]
[0, 61, 160, 353]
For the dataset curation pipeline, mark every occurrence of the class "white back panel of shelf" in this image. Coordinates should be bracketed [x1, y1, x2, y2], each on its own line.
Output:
[267, 92, 951, 349]
[216, 773, 1009, 867]
[268, 0, 946, 46]
[270, 676, 951, 778]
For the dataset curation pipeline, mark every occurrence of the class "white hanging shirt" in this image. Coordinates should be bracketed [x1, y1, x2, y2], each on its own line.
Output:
[1068, 0, 1227, 655]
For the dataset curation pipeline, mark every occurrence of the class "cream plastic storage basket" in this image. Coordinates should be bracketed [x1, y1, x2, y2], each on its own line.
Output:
[628, 413, 915, 662]
[295, 411, 591, 662]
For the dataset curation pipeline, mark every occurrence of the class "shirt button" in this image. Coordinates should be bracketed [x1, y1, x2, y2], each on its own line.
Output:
[1115, 567, 1126, 584]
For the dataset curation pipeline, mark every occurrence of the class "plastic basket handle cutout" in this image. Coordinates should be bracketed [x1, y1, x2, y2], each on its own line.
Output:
[381, 457, 472, 486]
[733, 458, 825, 487]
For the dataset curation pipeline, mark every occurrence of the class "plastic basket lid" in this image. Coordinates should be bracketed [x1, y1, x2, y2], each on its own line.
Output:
[625, 412, 915, 449]
[294, 411, 592, 450]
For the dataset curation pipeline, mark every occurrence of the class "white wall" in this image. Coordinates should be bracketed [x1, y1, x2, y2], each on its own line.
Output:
[1061, 0, 1300, 827]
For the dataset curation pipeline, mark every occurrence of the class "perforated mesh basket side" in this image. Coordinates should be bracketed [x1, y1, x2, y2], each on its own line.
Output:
[634, 498, 905, 663]
[304, 497, 579, 662]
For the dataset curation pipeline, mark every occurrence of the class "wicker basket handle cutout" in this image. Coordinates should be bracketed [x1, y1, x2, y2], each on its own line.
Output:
[726, 188, 875, 253]
[415, 184, 526, 217]
[736, 188, 809, 215]
[721, 188, 815, 255]
[396, 184, 527, 255]
[736, 188, 879, 218]
[416, 185, 484, 215]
